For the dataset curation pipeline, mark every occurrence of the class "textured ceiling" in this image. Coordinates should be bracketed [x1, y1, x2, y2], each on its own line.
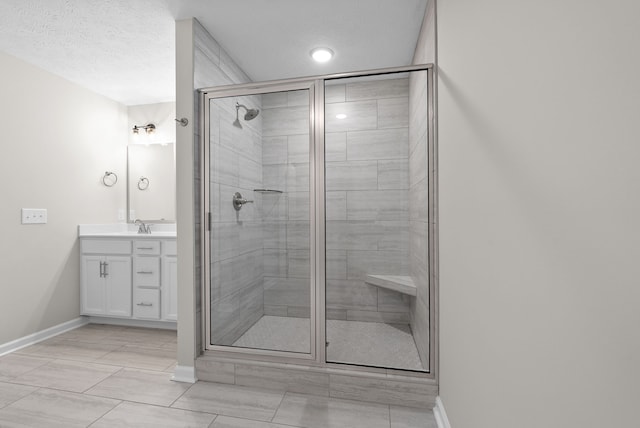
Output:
[0, 0, 428, 106]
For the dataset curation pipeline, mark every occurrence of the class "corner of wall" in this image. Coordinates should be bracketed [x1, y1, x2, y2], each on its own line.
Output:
[175, 17, 197, 369]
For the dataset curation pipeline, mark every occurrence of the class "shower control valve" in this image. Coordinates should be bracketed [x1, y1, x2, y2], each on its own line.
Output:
[233, 192, 254, 211]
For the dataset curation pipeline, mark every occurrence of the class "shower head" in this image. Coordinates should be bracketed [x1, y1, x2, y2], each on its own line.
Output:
[244, 108, 259, 120]
[234, 102, 260, 128]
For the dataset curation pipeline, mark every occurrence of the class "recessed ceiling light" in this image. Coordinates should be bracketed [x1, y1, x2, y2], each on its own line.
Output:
[310, 47, 334, 63]
[336, 113, 347, 119]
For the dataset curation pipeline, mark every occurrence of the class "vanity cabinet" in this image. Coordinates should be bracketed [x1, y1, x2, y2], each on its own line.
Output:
[81, 255, 132, 317]
[80, 236, 177, 325]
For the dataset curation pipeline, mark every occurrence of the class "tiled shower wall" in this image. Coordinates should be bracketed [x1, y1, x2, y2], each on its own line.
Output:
[408, 71, 430, 369]
[410, 0, 436, 370]
[192, 20, 250, 354]
[209, 95, 264, 345]
[261, 90, 311, 318]
[325, 78, 412, 323]
[193, 20, 265, 346]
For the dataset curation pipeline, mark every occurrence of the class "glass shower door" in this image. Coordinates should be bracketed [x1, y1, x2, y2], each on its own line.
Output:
[324, 71, 429, 372]
[205, 85, 314, 356]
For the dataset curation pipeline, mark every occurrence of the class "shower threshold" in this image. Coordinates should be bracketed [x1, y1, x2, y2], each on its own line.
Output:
[231, 315, 425, 371]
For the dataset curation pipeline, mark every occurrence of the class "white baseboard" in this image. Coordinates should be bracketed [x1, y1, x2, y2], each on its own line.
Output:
[87, 316, 177, 330]
[0, 317, 88, 357]
[434, 396, 452, 428]
[172, 365, 197, 383]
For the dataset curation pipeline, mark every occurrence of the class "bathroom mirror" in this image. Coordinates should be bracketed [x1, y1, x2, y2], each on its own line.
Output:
[127, 143, 176, 222]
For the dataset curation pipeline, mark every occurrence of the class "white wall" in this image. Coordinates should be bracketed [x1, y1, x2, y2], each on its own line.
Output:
[437, 1, 640, 427]
[0, 51, 128, 345]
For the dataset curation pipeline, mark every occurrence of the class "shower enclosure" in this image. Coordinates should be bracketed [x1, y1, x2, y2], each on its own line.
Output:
[202, 65, 434, 375]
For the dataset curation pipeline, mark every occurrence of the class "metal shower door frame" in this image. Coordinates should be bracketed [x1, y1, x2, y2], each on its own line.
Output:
[201, 79, 319, 363]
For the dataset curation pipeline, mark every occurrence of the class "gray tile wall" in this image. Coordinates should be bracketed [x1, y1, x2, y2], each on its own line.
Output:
[325, 78, 411, 323]
[209, 94, 264, 345]
[195, 357, 437, 408]
[194, 20, 264, 346]
[408, 70, 430, 369]
[261, 90, 311, 319]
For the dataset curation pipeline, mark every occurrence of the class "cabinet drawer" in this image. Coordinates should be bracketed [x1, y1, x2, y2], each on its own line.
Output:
[163, 240, 177, 256]
[133, 241, 160, 255]
[133, 288, 160, 319]
[133, 257, 160, 287]
[81, 239, 131, 255]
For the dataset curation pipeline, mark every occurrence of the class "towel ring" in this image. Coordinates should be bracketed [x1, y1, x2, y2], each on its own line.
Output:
[138, 176, 150, 190]
[102, 171, 117, 187]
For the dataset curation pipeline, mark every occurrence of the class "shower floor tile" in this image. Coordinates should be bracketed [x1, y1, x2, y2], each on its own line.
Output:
[232, 316, 424, 371]
[326, 320, 423, 371]
[232, 316, 310, 353]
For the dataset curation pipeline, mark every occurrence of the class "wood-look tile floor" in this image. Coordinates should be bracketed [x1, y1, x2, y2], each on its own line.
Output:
[0, 324, 436, 427]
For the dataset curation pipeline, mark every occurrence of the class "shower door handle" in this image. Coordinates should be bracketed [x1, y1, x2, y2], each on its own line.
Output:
[233, 192, 254, 211]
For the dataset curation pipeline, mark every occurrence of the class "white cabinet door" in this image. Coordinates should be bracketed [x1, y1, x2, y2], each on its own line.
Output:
[105, 256, 132, 317]
[81, 256, 106, 315]
[161, 256, 178, 321]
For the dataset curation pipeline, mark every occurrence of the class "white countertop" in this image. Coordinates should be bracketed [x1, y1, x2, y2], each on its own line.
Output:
[78, 223, 177, 238]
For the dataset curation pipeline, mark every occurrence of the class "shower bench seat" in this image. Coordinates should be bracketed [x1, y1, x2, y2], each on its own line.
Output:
[365, 275, 417, 297]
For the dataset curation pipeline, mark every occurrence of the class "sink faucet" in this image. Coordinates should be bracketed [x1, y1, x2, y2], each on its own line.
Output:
[134, 219, 152, 234]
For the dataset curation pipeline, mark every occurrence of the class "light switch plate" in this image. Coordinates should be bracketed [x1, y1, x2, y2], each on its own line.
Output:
[22, 208, 47, 224]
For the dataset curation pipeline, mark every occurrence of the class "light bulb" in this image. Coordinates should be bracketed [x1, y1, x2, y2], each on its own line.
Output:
[310, 47, 334, 63]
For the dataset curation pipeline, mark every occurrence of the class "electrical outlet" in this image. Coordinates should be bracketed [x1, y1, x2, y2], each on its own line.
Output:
[21, 208, 47, 224]
[118, 209, 125, 221]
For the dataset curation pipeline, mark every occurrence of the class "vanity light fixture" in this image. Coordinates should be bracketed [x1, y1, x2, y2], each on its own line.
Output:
[336, 113, 347, 119]
[310, 47, 334, 63]
[132, 123, 156, 135]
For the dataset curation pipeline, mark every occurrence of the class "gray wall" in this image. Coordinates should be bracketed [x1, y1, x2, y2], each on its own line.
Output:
[325, 78, 412, 323]
[0, 51, 127, 346]
[437, 0, 640, 427]
[261, 90, 312, 319]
